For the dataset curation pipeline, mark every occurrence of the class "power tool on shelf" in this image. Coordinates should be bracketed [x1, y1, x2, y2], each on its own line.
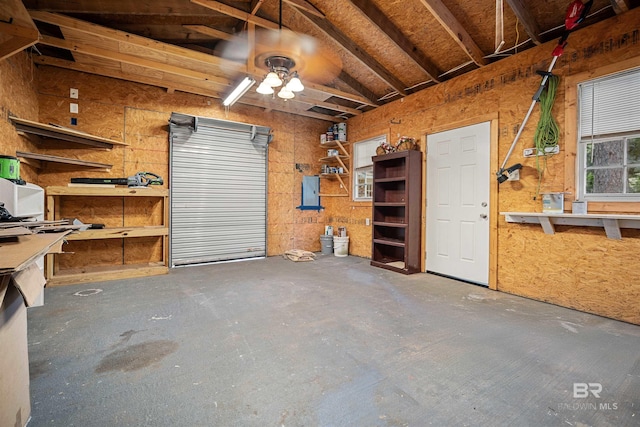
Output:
[70, 171, 164, 188]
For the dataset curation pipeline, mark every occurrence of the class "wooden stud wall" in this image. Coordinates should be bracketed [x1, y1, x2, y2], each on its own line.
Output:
[340, 8, 640, 325]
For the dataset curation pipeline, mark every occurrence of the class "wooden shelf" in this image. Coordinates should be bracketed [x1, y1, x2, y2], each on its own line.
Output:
[371, 150, 422, 275]
[46, 186, 168, 197]
[502, 212, 640, 240]
[46, 263, 168, 287]
[45, 186, 169, 285]
[16, 151, 112, 170]
[66, 226, 168, 241]
[319, 139, 350, 197]
[10, 116, 127, 149]
[373, 238, 405, 247]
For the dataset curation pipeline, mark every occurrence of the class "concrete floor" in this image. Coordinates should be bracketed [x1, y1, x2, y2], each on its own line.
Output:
[27, 255, 639, 427]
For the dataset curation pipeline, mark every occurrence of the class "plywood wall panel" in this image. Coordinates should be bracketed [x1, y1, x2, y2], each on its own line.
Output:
[0, 51, 40, 183]
[58, 240, 123, 269]
[341, 8, 640, 324]
[124, 237, 163, 265]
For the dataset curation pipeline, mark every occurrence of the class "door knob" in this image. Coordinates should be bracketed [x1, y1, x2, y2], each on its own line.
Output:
[480, 214, 488, 219]
[481, 202, 487, 207]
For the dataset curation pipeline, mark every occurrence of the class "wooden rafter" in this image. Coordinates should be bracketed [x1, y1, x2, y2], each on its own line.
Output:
[190, 0, 280, 30]
[39, 34, 233, 86]
[610, 0, 630, 14]
[347, 0, 440, 83]
[416, 0, 487, 66]
[282, 0, 325, 18]
[182, 25, 235, 41]
[337, 71, 379, 106]
[0, 0, 40, 61]
[292, 8, 408, 95]
[505, 0, 543, 45]
[30, 12, 243, 72]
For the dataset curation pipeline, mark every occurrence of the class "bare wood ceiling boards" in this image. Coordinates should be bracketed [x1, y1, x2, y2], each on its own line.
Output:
[10, 0, 638, 121]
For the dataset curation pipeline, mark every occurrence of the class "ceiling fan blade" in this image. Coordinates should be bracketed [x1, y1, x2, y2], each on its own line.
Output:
[217, 28, 342, 85]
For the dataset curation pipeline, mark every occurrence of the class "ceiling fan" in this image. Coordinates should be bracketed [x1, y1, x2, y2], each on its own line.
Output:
[217, 0, 342, 104]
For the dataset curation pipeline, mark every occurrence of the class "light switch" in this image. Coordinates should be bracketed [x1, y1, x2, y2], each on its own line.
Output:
[70, 103, 78, 113]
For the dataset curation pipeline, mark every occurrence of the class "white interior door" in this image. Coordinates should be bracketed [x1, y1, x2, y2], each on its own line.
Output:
[426, 121, 490, 285]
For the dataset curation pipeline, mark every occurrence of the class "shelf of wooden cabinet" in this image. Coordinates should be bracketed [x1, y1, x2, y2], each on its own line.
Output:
[66, 226, 168, 241]
[46, 263, 168, 287]
[371, 150, 422, 274]
[45, 186, 169, 285]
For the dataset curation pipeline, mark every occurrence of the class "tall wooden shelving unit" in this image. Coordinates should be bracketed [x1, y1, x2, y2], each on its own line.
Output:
[45, 186, 169, 286]
[370, 150, 422, 274]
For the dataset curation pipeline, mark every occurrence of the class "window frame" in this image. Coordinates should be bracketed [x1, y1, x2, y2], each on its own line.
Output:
[564, 55, 640, 213]
[352, 135, 387, 202]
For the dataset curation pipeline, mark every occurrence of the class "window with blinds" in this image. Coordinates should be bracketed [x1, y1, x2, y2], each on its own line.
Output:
[578, 67, 640, 199]
[353, 135, 386, 201]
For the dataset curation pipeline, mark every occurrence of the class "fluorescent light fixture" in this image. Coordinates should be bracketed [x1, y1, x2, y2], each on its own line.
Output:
[223, 77, 256, 107]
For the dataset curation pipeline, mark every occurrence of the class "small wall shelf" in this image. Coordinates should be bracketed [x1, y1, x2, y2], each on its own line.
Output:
[16, 151, 112, 170]
[319, 140, 350, 197]
[10, 116, 127, 149]
[501, 212, 640, 240]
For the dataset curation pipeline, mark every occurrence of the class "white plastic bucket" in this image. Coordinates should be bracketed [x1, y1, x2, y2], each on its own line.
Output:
[333, 236, 349, 257]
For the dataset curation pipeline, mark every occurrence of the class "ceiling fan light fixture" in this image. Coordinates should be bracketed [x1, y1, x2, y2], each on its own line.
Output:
[256, 81, 274, 95]
[264, 71, 283, 87]
[286, 72, 304, 92]
[277, 85, 294, 100]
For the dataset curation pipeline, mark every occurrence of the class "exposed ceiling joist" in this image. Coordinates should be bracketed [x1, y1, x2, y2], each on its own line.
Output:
[337, 71, 379, 106]
[282, 0, 325, 18]
[182, 25, 235, 41]
[190, 0, 280, 30]
[291, 7, 408, 96]
[417, 0, 487, 67]
[30, 11, 243, 72]
[24, 0, 214, 16]
[1, 0, 40, 61]
[611, 0, 630, 14]
[505, 0, 543, 45]
[347, 0, 441, 83]
[38, 34, 232, 86]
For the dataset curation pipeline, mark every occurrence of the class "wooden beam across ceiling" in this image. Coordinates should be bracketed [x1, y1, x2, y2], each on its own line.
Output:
[30, 11, 244, 72]
[190, 0, 280, 30]
[182, 25, 235, 41]
[610, 0, 631, 14]
[23, 0, 216, 16]
[282, 0, 325, 18]
[347, 0, 441, 83]
[417, 0, 487, 67]
[291, 7, 408, 96]
[1, 0, 40, 61]
[505, 0, 543, 45]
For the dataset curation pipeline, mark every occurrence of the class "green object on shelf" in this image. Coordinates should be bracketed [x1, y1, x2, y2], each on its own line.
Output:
[0, 155, 20, 180]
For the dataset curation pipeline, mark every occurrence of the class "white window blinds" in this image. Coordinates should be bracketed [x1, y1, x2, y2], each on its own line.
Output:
[353, 135, 386, 169]
[579, 68, 640, 139]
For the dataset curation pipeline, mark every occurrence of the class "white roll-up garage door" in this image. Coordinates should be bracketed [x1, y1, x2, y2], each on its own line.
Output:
[169, 112, 271, 266]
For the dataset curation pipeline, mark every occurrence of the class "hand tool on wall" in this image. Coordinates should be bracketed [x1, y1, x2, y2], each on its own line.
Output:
[70, 171, 164, 188]
[496, 0, 593, 184]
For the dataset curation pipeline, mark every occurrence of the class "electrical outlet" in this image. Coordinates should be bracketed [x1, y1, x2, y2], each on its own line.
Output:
[70, 88, 78, 99]
[507, 169, 520, 181]
[365, 218, 370, 226]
